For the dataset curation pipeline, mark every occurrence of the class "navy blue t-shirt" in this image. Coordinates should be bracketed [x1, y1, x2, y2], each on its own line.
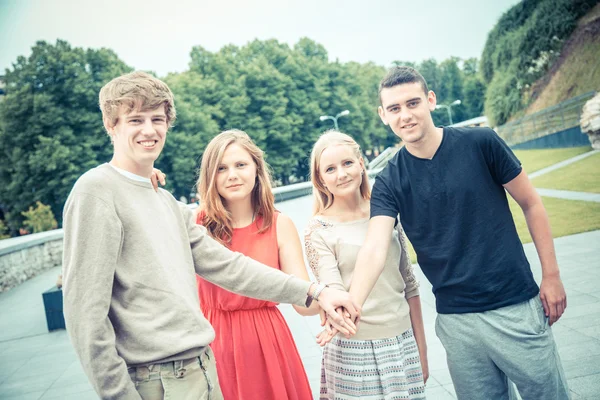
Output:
[371, 127, 539, 314]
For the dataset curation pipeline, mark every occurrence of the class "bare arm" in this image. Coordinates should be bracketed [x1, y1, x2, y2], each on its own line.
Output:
[181, 204, 358, 329]
[277, 213, 319, 316]
[504, 169, 566, 324]
[348, 216, 396, 306]
[407, 296, 428, 383]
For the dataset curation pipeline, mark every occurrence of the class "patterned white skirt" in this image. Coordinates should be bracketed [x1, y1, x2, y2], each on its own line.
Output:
[320, 328, 426, 399]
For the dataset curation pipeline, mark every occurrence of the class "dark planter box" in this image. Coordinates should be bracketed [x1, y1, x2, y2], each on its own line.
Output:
[42, 286, 65, 331]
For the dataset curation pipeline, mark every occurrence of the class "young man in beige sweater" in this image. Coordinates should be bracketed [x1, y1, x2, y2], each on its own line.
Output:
[62, 71, 359, 400]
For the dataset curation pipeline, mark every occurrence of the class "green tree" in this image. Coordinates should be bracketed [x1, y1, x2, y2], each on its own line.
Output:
[0, 40, 132, 234]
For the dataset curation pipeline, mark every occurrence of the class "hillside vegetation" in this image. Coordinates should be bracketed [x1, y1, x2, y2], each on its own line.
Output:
[481, 0, 598, 126]
[524, 3, 600, 114]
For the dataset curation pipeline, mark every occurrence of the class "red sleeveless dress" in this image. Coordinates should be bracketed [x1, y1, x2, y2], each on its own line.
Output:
[196, 212, 312, 400]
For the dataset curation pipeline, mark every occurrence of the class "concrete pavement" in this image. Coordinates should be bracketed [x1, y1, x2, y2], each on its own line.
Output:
[0, 191, 598, 399]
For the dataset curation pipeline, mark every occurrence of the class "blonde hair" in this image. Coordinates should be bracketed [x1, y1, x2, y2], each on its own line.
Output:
[99, 71, 176, 134]
[310, 130, 370, 215]
[197, 129, 275, 245]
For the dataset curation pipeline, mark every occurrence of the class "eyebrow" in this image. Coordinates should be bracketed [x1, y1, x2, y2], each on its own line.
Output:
[126, 114, 166, 119]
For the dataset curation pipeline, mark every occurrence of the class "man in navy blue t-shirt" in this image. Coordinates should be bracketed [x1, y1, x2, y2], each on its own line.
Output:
[348, 66, 569, 399]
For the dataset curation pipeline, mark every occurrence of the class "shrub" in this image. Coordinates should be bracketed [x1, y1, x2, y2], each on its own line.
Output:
[21, 201, 58, 234]
[0, 219, 9, 239]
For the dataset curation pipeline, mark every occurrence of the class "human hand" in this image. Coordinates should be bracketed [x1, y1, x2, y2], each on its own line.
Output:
[540, 274, 567, 325]
[315, 327, 338, 347]
[317, 288, 360, 336]
[150, 168, 167, 192]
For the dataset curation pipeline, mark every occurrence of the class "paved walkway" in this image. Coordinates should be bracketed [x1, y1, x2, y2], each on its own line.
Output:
[537, 188, 600, 202]
[528, 150, 599, 179]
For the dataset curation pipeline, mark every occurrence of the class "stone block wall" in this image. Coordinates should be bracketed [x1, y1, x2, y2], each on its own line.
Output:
[0, 230, 64, 292]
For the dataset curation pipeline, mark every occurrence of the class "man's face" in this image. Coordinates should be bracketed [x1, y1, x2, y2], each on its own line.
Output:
[107, 105, 168, 176]
[378, 82, 437, 145]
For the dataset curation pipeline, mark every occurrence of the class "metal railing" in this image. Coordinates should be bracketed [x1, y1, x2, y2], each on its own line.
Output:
[496, 91, 596, 146]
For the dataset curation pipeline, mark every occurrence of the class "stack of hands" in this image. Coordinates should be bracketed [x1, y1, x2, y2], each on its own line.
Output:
[316, 307, 357, 346]
[314, 288, 361, 346]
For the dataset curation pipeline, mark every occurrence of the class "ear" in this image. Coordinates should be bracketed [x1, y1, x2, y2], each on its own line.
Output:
[427, 90, 437, 112]
[103, 117, 115, 135]
[378, 106, 388, 126]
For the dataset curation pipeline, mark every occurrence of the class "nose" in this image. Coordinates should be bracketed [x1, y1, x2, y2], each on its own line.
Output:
[400, 108, 412, 122]
[337, 167, 348, 180]
[141, 119, 156, 135]
[227, 168, 238, 181]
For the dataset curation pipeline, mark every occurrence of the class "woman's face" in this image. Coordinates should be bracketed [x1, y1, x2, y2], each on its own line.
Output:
[215, 143, 258, 205]
[318, 144, 364, 199]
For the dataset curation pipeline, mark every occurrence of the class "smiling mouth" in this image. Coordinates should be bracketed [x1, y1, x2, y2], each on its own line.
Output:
[337, 180, 352, 187]
[227, 184, 243, 189]
[402, 123, 417, 129]
[138, 140, 158, 148]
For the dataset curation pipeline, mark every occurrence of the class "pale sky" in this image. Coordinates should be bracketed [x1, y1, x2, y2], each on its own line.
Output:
[0, 0, 521, 77]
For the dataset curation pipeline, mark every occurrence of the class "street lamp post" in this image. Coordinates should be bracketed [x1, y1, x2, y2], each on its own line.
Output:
[320, 109, 350, 130]
[435, 99, 461, 125]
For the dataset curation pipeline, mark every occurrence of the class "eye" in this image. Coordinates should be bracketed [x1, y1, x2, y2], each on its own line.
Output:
[217, 166, 227, 172]
[325, 167, 334, 173]
[130, 119, 141, 123]
[153, 118, 166, 123]
[236, 162, 247, 168]
[344, 160, 354, 166]
[389, 106, 400, 113]
[408, 101, 419, 108]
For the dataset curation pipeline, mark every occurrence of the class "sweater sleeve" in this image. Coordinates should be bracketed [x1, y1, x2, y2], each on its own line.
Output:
[179, 204, 312, 307]
[304, 221, 346, 292]
[396, 223, 420, 299]
[62, 192, 141, 400]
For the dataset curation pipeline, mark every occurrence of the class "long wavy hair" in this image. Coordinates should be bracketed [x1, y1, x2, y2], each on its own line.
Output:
[197, 130, 275, 245]
[310, 130, 370, 215]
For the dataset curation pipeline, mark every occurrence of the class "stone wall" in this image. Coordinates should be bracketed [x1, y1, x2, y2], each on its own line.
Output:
[0, 230, 64, 292]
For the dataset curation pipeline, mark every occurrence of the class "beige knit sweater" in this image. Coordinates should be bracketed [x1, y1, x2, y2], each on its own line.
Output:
[62, 164, 311, 399]
[305, 217, 419, 340]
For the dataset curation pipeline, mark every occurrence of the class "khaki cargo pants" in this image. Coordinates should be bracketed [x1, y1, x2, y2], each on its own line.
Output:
[128, 347, 223, 400]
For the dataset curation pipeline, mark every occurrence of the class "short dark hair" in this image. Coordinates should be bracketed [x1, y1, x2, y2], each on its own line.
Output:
[379, 66, 429, 101]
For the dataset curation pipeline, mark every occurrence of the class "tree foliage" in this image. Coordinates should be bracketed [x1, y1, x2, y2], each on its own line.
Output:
[1, 38, 488, 236]
[0, 40, 132, 233]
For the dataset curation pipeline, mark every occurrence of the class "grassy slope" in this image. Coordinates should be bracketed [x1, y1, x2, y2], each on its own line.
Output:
[514, 146, 592, 173]
[532, 151, 600, 193]
[524, 4, 600, 114]
[509, 196, 600, 244]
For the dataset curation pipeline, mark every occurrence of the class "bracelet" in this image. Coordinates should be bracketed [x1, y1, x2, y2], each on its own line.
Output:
[312, 283, 328, 302]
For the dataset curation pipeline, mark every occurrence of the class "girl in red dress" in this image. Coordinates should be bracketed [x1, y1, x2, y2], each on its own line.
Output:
[195, 129, 316, 400]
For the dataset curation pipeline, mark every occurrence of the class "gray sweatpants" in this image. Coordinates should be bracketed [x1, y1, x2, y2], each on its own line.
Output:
[435, 296, 570, 400]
